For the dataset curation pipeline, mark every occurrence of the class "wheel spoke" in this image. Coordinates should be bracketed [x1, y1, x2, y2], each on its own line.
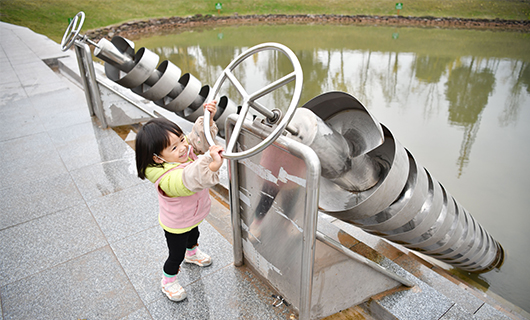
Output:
[225, 70, 249, 100]
[249, 71, 296, 101]
[225, 102, 250, 153]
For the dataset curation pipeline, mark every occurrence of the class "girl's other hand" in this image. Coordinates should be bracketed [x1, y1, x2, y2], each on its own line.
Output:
[203, 100, 217, 125]
[208, 145, 224, 172]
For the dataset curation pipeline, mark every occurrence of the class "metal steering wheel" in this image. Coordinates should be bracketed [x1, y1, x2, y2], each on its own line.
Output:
[204, 42, 303, 160]
[61, 11, 85, 51]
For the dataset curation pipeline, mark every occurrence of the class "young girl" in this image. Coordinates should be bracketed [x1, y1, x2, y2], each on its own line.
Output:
[135, 101, 224, 302]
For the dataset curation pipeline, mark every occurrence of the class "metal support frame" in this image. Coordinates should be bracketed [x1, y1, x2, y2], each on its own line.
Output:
[315, 231, 414, 287]
[226, 115, 412, 319]
[227, 114, 320, 319]
[73, 40, 107, 128]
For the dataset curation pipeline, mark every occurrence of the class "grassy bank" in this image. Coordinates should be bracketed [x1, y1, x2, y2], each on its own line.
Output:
[0, 0, 530, 41]
[1, 0, 529, 42]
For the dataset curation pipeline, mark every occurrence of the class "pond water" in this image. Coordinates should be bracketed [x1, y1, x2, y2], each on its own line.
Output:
[133, 24, 530, 312]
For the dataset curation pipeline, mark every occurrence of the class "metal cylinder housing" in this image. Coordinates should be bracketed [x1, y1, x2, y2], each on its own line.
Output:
[94, 36, 236, 135]
[301, 92, 504, 273]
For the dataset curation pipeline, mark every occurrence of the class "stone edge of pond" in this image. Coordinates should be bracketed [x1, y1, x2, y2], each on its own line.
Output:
[85, 14, 530, 41]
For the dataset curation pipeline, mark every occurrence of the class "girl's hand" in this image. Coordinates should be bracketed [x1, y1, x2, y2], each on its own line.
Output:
[208, 145, 224, 172]
[203, 100, 217, 126]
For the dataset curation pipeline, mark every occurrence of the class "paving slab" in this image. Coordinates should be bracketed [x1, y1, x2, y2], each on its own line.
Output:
[0, 172, 85, 229]
[0, 132, 68, 184]
[0, 204, 107, 286]
[146, 265, 293, 320]
[1, 247, 143, 320]
[110, 220, 235, 305]
[47, 119, 135, 171]
[373, 259, 454, 320]
[70, 157, 145, 201]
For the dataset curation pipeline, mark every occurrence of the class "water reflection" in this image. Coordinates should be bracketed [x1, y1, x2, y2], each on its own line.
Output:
[147, 44, 530, 173]
[501, 61, 530, 126]
[446, 58, 495, 176]
[134, 25, 530, 312]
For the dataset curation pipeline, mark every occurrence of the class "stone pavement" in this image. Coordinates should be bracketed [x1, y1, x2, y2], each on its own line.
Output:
[0, 22, 294, 320]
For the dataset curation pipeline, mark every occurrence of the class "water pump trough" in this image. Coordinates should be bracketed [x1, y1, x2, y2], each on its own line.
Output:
[62, 12, 505, 319]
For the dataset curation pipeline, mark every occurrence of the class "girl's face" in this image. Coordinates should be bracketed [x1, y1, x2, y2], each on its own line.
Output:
[154, 132, 189, 164]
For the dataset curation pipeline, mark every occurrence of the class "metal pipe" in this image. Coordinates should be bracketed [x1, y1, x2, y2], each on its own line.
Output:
[286, 138, 321, 320]
[227, 115, 244, 267]
[94, 38, 135, 72]
[315, 231, 414, 287]
[75, 41, 107, 128]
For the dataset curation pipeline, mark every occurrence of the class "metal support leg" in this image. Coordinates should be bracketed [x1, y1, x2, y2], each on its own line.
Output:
[74, 41, 107, 128]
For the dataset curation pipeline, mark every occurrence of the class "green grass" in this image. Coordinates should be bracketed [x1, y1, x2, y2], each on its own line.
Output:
[1, 0, 529, 42]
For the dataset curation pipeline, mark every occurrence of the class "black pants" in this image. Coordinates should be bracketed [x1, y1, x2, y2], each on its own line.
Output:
[163, 226, 200, 276]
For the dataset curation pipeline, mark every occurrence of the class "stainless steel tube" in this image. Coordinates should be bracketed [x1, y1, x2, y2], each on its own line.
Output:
[302, 92, 504, 273]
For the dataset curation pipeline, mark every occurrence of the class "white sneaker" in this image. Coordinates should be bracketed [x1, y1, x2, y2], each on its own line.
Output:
[161, 278, 187, 302]
[184, 248, 212, 267]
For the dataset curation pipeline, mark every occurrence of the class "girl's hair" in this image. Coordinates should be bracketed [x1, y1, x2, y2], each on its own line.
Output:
[135, 118, 184, 180]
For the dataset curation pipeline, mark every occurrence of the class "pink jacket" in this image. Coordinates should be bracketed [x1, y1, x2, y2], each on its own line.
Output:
[155, 148, 211, 230]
